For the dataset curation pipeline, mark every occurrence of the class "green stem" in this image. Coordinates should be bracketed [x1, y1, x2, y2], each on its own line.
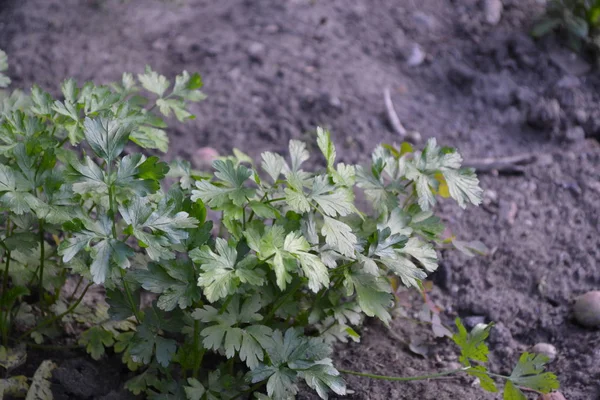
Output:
[1, 250, 11, 347]
[340, 367, 466, 382]
[38, 219, 45, 300]
[192, 320, 204, 378]
[264, 197, 285, 204]
[264, 279, 303, 322]
[120, 269, 141, 323]
[18, 282, 93, 341]
[231, 381, 267, 400]
[68, 275, 84, 302]
[1, 216, 12, 347]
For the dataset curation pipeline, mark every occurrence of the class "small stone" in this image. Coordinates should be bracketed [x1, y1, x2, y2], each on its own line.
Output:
[573, 291, 600, 328]
[537, 392, 566, 400]
[192, 147, 220, 170]
[531, 343, 558, 362]
[550, 48, 592, 76]
[564, 126, 585, 143]
[264, 24, 279, 33]
[527, 98, 561, 130]
[574, 109, 588, 125]
[412, 11, 438, 33]
[556, 75, 580, 89]
[406, 43, 426, 66]
[498, 199, 518, 225]
[484, 0, 503, 25]
[463, 316, 486, 329]
[247, 42, 266, 62]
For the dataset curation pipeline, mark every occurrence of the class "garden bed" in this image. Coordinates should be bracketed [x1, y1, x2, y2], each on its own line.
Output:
[0, 0, 599, 398]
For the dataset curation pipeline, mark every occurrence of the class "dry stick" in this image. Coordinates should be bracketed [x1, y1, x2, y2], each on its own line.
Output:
[384, 87, 407, 136]
[464, 153, 538, 174]
[384, 88, 421, 143]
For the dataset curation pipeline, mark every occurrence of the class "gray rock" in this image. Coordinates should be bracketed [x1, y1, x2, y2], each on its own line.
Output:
[556, 75, 580, 89]
[550, 48, 592, 76]
[463, 315, 486, 329]
[527, 98, 561, 130]
[412, 11, 438, 33]
[531, 343, 558, 362]
[574, 291, 600, 328]
[564, 126, 586, 143]
[247, 41, 266, 62]
[484, 0, 503, 25]
[406, 43, 426, 66]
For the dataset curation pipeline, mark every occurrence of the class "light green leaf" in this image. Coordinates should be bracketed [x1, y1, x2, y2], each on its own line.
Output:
[25, 360, 56, 400]
[442, 168, 483, 209]
[138, 66, 170, 97]
[184, 378, 206, 400]
[311, 175, 354, 217]
[191, 160, 255, 207]
[284, 187, 311, 214]
[130, 126, 169, 153]
[83, 117, 131, 162]
[316, 127, 336, 169]
[261, 151, 286, 182]
[345, 272, 392, 325]
[508, 352, 559, 393]
[321, 216, 356, 257]
[452, 318, 493, 366]
[191, 238, 238, 302]
[503, 380, 526, 400]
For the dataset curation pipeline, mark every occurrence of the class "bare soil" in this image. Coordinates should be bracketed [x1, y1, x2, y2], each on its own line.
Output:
[0, 0, 599, 399]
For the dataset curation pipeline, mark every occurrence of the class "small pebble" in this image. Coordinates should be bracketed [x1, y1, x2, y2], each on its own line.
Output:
[573, 291, 600, 328]
[531, 343, 557, 362]
[484, 0, 503, 25]
[192, 147, 220, 170]
[537, 392, 566, 400]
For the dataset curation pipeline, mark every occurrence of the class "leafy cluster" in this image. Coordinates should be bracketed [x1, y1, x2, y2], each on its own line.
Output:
[452, 319, 559, 399]
[533, 0, 600, 53]
[0, 48, 557, 400]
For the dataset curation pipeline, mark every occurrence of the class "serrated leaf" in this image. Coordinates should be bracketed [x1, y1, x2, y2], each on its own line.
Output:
[321, 216, 356, 257]
[25, 360, 56, 400]
[261, 151, 286, 182]
[316, 127, 336, 169]
[191, 160, 255, 207]
[184, 378, 206, 400]
[138, 66, 170, 97]
[79, 327, 115, 360]
[130, 126, 169, 153]
[508, 352, 559, 393]
[311, 175, 354, 217]
[83, 117, 131, 162]
[503, 380, 526, 400]
[285, 187, 312, 214]
[467, 365, 498, 392]
[344, 272, 392, 325]
[452, 318, 493, 366]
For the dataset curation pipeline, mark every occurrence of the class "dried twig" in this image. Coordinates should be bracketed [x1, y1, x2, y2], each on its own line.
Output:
[384, 87, 407, 137]
[464, 153, 538, 175]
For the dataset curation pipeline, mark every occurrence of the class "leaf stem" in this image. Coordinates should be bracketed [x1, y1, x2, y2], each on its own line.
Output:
[1, 249, 11, 347]
[1, 217, 12, 347]
[192, 319, 204, 378]
[264, 279, 303, 322]
[38, 219, 45, 300]
[120, 269, 141, 323]
[17, 282, 93, 341]
[340, 367, 466, 382]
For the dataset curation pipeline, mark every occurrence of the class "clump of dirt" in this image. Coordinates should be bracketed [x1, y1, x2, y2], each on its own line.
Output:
[1, 0, 599, 399]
